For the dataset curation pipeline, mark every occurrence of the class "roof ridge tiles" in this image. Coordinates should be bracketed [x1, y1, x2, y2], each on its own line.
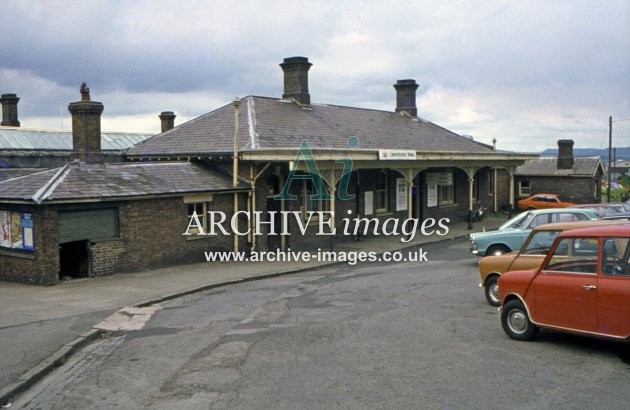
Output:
[31, 163, 72, 204]
[246, 96, 259, 149]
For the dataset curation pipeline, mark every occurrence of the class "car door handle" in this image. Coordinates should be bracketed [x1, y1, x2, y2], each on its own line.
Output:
[582, 285, 597, 291]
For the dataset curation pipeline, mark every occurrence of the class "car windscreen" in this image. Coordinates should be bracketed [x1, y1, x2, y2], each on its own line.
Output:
[521, 230, 561, 255]
[499, 212, 531, 230]
[544, 237, 599, 273]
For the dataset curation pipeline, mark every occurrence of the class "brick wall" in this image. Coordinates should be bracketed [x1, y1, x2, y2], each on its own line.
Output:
[0, 193, 244, 285]
[494, 169, 512, 212]
[89, 239, 125, 277]
[114, 194, 242, 273]
[515, 175, 600, 204]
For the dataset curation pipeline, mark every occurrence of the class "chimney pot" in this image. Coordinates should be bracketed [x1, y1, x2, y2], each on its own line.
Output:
[0, 93, 21, 127]
[280, 56, 312, 105]
[80, 82, 91, 101]
[68, 83, 104, 164]
[394, 79, 419, 117]
[159, 111, 176, 133]
[557, 139, 574, 170]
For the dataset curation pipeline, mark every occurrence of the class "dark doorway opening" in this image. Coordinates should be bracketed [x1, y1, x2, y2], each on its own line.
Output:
[59, 240, 89, 279]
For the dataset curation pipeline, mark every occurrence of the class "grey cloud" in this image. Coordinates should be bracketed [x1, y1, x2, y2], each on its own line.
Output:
[1, 0, 628, 151]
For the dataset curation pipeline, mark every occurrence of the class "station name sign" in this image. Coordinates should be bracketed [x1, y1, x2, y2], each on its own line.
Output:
[378, 149, 416, 160]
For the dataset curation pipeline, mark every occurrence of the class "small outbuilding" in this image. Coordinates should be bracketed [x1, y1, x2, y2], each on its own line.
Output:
[0, 85, 248, 285]
[515, 140, 604, 204]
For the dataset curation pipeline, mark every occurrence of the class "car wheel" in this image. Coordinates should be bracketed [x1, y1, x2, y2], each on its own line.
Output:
[484, 275, 500, 307]
[501, 299, 539, 341]
[486, 245, 510, 256]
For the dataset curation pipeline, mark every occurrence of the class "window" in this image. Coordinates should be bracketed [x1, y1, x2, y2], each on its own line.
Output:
[602, 237, 630, 276]
[438, 171, 455, 205]
[425, 170, 454, 206]
[184, 194, 214, 235]
[528, 214, 550, 229]
[439, 184, 454, 205]
[556, 212, 588, 222]
[522, 230, 561, 255]
[545, 237, 599, 274]
[518, 180, 530, 197]
[187, 202, 207, 233]
[375, 171, 388, 212]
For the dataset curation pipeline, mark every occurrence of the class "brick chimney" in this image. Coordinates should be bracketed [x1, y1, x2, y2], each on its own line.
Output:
[67, 83, 104, 164]
[0, 93, 20, 127]
[394, 79, 419, 117]
[159, 111, 176, 133]
[280, 56, 312, 105]
[557, 139, 574, 170]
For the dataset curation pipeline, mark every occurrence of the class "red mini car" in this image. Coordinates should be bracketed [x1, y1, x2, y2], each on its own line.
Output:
[499, 224, 630, 342]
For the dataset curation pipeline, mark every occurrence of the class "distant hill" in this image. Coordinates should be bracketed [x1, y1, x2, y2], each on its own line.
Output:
[541, 147, 630, 161]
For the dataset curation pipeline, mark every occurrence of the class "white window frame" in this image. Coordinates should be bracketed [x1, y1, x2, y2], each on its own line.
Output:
[375, 170, 389, 212]
[184, 194, 214, 235]
[519, 180, 531, 197]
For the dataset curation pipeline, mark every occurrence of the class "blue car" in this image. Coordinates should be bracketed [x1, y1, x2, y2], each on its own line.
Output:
[469, 208, 598, 256]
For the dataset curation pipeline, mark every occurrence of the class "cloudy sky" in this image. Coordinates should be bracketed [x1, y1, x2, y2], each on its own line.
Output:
[1, 0, 629, 153]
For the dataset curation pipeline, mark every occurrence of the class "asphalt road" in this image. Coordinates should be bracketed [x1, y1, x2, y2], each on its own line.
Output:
[13, 238, 630, 409]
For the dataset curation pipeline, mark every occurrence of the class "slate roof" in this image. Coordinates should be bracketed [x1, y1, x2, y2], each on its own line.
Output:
[0, 162, 247, 203]
[0, 127, 153, 151]
[514, 156, 603, 177]
[127, 96, 494, 157]
[0, 168, 41, 182]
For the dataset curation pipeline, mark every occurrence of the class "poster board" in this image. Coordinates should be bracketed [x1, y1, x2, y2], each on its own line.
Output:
[0, 211, 34, 251]
[0, 211, 10, 247]
[396, 178, 407, 211]
[427, 185, 438, 207]
[364, 191, 374, 215]
[21, 213, 34, 250]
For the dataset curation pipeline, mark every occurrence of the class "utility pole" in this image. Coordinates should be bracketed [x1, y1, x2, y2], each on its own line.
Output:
[607, 116, 612, 203]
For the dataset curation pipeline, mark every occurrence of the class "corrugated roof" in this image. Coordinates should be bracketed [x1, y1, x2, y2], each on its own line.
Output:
[128, 96, 495, 157]
[0, 127, 153, 151]
[515, 156, 603, 177]
[0, 162, 248, 203]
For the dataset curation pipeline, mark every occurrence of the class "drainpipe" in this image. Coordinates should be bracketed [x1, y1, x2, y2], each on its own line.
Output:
[249, 165, 254, 251]
[493, 168, 498, 214]
[233, 98, 240, 253]
[249, 163, 271, 252]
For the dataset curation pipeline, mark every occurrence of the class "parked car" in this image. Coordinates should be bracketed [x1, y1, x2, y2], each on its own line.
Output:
[603, 212, 630, 221]
[478, 219, 626, 306]
[469, 208, 598, 257]
[499, 224, 630, 342]
[517, 193, 575, 211]
[572, 203, 627, 218]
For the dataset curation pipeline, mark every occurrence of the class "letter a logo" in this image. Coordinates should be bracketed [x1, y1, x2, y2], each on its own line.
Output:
[275, 140, 332, 200]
